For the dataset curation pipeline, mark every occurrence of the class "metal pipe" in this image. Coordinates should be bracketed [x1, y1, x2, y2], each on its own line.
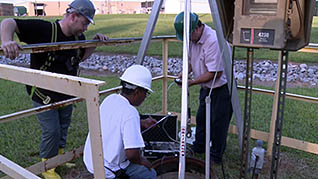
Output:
[178, 1, 191, 178]
[0, 36, 175, 55]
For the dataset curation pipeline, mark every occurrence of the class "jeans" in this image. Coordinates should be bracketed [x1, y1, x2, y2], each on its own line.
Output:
[193, 84, 233, 162]
[33, 101, 73, 159]
[123, 163, 156, 179]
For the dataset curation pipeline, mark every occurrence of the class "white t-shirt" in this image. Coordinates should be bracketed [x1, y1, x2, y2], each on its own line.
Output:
[83, 94, 145, 178]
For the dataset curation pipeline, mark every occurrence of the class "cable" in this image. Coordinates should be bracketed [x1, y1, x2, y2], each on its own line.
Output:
[230, 46, 235, 97]
[221, 160, 226, 179]
[208, 41, 227, 96]
[251, 156, 259, 179]
[294, 0, 304, 38]
[206, 40, 229, 178]
[289, 0, 304, 39]
[167, 80, 176, 92]
[146, 80, 196, 155]
[162, 114, 180, 144]
[141, 114, 171, 134]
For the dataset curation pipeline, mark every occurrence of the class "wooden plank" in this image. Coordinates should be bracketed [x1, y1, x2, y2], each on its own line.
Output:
[0, 86, 122, 124]
[86, 89, 105, 179]
[27, 146, 84, 175]
[152, 75, 164, 81]
[267, 65, 281, 157]
[0, 36, 176, 55]
[298, 48, 318, 53]
[162, 39, 168, 114]
[297, 43, 318, 53]
[228, 125, 269, 142]
[0, 63, 105, 178]
[229, 125, 318, 155]
[280, 136, 318, 155]
[0, 155, 40, 179]
[0, 64, 105, 99]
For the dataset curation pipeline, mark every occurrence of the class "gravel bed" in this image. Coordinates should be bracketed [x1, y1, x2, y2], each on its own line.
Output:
[1, 53, 318, 86]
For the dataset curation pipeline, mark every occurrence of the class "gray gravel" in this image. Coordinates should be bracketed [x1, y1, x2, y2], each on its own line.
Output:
[1, 54, 318, 86]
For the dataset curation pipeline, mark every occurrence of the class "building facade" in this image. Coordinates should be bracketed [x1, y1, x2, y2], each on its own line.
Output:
[7, 0, 211, 16]
[12, 0, 143, 16]
[0, 3, 14, 16]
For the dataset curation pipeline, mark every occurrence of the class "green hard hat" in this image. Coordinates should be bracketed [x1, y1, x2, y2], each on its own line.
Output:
[174, 11, 199, 41]
[69, 0, 96, 24]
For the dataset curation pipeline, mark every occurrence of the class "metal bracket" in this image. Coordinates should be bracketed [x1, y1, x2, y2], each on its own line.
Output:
[240, 48, 254, 179]
[270, 50, 288, 179]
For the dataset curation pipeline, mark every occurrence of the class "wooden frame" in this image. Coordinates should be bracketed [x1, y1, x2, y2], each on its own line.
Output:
[0, 64, 106, 178]
[0, 155, 40, 179]
[1, 38, 318, 178]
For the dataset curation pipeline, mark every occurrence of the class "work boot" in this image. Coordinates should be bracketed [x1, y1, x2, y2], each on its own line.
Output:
[58, 148, 76, 168]
[41, 158, 61, 179]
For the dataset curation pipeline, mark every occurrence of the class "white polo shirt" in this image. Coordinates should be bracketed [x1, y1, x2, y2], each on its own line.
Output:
[190, 24, 229, 89]
[83, 94, 145, 178]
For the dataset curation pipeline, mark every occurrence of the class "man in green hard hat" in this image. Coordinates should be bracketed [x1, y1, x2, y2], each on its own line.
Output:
[174, 11, 233, 165]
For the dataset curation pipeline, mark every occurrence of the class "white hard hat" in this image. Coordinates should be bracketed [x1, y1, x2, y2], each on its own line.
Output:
[120, 65, 153, 93]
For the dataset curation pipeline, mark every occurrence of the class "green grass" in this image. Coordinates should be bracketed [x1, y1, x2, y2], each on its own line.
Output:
[2, 14, 318, 62]
[1, 14, 318, 178]
[0, 77, 317, 178]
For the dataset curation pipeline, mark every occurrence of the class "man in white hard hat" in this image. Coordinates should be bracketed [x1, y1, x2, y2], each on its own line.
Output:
[83, 65, 157, 179]
[0, 0, 108, 178]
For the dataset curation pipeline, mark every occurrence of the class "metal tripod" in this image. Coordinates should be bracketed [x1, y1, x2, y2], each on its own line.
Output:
[135, 0, 243, 178]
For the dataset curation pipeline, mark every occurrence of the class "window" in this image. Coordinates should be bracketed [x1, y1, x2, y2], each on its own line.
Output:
[243, 0, 277, 15]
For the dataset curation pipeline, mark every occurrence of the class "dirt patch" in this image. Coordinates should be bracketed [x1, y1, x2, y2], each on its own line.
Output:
[63, 169, 94, 179]
[260, 152, 314, 179]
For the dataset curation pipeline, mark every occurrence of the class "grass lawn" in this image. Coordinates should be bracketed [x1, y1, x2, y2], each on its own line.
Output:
[0, 76, 317, 178]
[0, 14, 318, 178]
[1, 14, 318, 62]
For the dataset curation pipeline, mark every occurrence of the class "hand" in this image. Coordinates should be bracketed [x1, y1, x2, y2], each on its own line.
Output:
[175, 78, 182, 86]
[92, 33, 109, 41]
[178, 72, 182, 79]
[82, 33, 109, 60]
[140, 156, 152, 171]
[141, 117, 156, 129]
[188, 79, 194, 87]
[1, 40, 22, 60]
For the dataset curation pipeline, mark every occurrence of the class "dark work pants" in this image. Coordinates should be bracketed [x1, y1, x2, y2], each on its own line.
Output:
[193, 84, 233, 162]
[33, 101, 73, 159]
